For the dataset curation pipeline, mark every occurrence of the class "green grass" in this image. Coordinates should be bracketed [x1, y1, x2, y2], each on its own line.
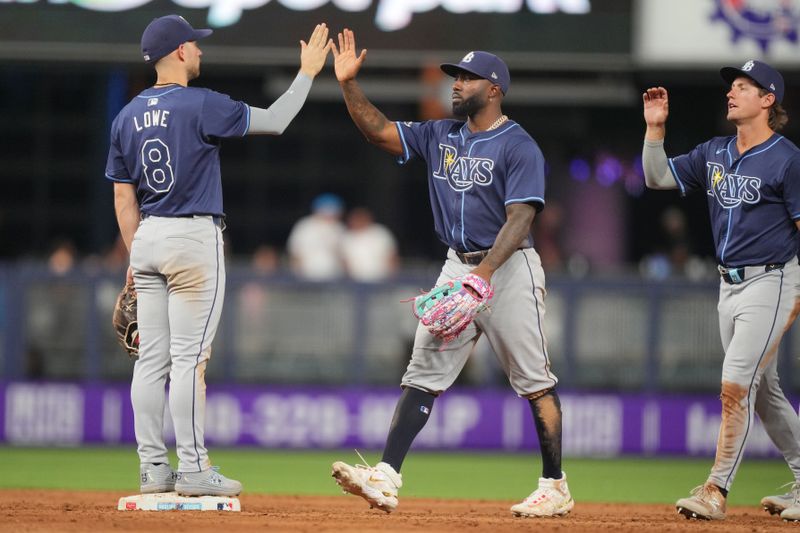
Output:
[0, 447, 792, 506]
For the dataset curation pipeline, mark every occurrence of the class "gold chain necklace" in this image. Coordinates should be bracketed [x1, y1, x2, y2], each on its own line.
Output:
[487, 114, 509, 131]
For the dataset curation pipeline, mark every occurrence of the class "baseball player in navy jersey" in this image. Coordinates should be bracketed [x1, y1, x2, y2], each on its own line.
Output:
[105, 15, 332, 496]
[642, 60, 800, 521]
[329, 29, 572, 518]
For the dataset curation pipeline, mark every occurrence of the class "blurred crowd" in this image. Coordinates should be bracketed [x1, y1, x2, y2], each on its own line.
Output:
[35, 192, 722, 284]
[39, 193, 401, 283]
[287, 193, 399, 282]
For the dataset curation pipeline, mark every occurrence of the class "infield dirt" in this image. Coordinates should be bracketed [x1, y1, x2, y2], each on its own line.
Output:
[0, 489, 792, 532]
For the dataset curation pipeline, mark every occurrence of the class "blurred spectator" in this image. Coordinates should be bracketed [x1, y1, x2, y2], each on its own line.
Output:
[25, 239, 81, 378]
[100, 235, 129, 273]
[418, 60, 450, 121]
[533, 201, 565, 272]
[341, 207, 399, 282]
[83, 235, 128, 274]
[640, 206, 711, 280]
[47, 239, 77, 275]
[251, 244, 281, 275]
[287, 193, 346, 280]
[238, 245, 282, 357]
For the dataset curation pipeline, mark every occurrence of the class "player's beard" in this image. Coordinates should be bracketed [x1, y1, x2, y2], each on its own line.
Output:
[452, 93, 486, 118]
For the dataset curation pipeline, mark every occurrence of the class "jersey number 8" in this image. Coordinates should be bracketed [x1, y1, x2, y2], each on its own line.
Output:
[141, 139, 175, 194]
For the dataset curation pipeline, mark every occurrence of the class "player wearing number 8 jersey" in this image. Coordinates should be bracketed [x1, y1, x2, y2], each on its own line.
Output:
[105, 15, 332, 496]
[642, 60, 800, 521]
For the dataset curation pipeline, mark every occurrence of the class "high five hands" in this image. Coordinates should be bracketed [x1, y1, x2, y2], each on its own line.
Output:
[331, 28, 368, 83]
[300, 23, 334, 78]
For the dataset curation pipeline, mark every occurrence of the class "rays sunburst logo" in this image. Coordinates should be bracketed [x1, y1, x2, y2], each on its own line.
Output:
[711, 166, 725, 189]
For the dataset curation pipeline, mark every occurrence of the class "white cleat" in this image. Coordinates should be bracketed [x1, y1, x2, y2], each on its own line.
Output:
[175, 466, 242, 497]
[676, 483, 726, 520]
[511, 472, 574, 518]
[762, 482, 800, 516]
[782, 504, 800, 522]
[139, 463, 177, 494]
[331, 456, 402, 513]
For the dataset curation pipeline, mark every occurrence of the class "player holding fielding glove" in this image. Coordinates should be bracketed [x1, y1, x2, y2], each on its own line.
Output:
[330, 29, 572, 518]
[106, 15, 331, 497]
[642, 60, 800, 521]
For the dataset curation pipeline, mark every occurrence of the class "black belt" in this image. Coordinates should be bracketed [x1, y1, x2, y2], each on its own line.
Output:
[718, 263, 784, 284]
[455, 248, 529, 266]
[141, 213, 226, 228]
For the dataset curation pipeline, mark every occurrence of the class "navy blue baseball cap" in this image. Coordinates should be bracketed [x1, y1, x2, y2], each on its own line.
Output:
[720, 59, 784, 104]
[441, 51, 510, 94]
[141, 15, 212, 64]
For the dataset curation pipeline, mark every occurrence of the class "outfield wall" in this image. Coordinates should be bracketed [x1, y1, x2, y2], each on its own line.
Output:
[0, 381, 791, 458]
[5, 269, 800, 392]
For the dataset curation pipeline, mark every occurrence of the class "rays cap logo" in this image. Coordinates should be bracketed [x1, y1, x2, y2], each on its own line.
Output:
[711, 0, 800, 52]
[440, 51, 510, 94]
[141, 14, 213, 64]
[720, 59, 784, 104]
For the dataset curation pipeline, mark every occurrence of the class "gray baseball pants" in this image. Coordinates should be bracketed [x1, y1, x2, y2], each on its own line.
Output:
[129, 215, 225, 473]
[402, 247, 557, 396]
[708, 261, 800, 491]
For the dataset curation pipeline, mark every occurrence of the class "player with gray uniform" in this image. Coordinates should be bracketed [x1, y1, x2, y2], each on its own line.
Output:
[642, 60, 800, 521]
[329, 29, 573, 518]
[105, 15, 331, 496]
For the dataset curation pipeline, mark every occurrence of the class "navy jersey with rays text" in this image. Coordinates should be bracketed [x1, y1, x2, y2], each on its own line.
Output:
[668, 133, 800, 266]
[396, 119, 545, 252]
[105, 85, 250, 216]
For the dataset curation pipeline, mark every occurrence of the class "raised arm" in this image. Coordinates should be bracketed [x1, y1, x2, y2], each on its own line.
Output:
[332, 29, 402, 155]
[247, 23, 332, 135]
[642, 86, 679, 190]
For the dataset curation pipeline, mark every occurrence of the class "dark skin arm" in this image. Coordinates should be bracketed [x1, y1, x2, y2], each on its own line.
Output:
[472, 203, 537, 284]
[332, 29, 403, 155]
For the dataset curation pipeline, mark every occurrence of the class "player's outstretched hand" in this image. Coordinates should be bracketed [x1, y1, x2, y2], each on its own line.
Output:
[332, 28, 367, 83]
[643, 86, 669, 126]
[300, 23, 333, 78]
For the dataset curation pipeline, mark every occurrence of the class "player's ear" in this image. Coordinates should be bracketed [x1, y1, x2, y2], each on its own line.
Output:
[762, 91, 776, 108]
[176, 43, 186, 62]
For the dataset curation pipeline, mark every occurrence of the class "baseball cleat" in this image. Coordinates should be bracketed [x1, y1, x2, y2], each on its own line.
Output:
[175, 466, 242, 497]
[782, 505, 800, 522]
[675, 483, 726, 520]
[761, 482, 800, 516]
[331, 453, 402, 513]
[511, 472, 574, 518]
[140, 463, 178, 493]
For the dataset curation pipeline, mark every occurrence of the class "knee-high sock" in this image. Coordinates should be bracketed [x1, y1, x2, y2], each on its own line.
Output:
[381, 387, 436, 472]
[529, 390, 563, 480]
